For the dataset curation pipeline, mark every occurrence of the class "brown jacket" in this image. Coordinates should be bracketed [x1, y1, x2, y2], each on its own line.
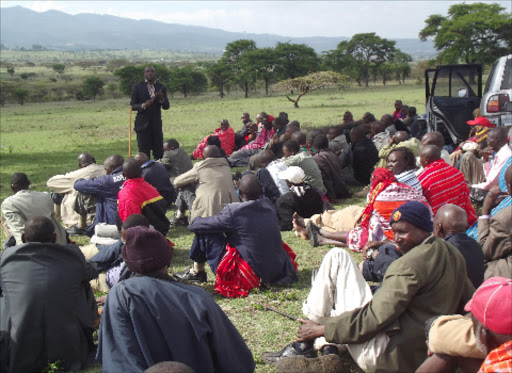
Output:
[478, 205, 512, 279]
[173, 158, 238, 221]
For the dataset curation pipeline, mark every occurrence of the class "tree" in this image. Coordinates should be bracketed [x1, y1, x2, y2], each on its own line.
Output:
[378, 63, 395, 85]
[419, 2, 512, 64]
[277, 71, 348, 108]
[207, 61, 234, 98]
[170, 66, 207, 98]
[6, 67, 14, 77]
[322, 41, 357, 76]
[52, 63, 65, 75]
[274, 42, 320, 81]
[12, 88, 29, 105]
[390, 50, 412, 84]
[19, 72, 36, 80]
[114, 64, 170, 96]
[0, 82, 14, 106]
[32, 44, 43, 50]
[347, 33, 396, 87]
[222, 39, 257, 98]
[82, 76, 105, 99]
[241, 48, 277, 96]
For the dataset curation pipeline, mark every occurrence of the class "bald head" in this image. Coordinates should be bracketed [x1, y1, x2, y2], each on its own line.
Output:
[134, 152, 149, 164]
[421, 131, 445, 149]
[78, 152, 95, 168]
[259, 150, 277, 167]
[104, 154, 124, 175]
[487, 127, 508, 151]
[203, 145, 221, 159]
[122, 158, 142, 179]
[23, 216, 56, 243]
[238, 174, 263, 201]
[394, 131, 410, 144]
[434, 204, 468, 238]
[419, 145, 441, 167]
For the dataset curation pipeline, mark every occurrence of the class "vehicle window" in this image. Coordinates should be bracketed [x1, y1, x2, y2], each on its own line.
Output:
[501, 59, 511, 90]
[434, 67, 480, 97]
[484, 61, 498, 94]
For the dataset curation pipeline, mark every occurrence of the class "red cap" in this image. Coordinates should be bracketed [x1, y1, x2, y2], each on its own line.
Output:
[467, 116, 495, 128]
[465, 277, 512, 335]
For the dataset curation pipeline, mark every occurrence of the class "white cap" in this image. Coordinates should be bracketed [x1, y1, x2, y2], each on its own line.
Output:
[278, 166, 305, 184]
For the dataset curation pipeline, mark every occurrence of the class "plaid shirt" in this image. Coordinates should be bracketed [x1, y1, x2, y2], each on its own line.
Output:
[479, 340, 512, 372]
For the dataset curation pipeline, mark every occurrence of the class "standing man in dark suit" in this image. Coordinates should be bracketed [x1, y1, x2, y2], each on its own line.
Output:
[130, 66, 170, 160]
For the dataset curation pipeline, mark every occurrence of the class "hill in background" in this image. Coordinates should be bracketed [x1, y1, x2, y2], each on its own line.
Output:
[0, 6, 436, 60]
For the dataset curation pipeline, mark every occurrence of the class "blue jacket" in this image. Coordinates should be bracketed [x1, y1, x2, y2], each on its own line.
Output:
[74, 166, 125, 228]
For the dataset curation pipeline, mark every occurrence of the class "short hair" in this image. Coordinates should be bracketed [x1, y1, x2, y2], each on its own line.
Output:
[312, 133, 329, 150]
[207, 135, 221, 148]
[362, 112, 376, 123]
[203, 145, 221, 159]
[123, 158, 143, 179]
[123, 214, 150, 231]
[388, 147, 417, 169]
[259, 150, 277, 165]
[10, 173, 30, 188]
[291, 131, 306, 145]
[24, 216, 55, 243]
[288, 120, 300, 129]
[283, 140, 300, 154]
[239, 174, 263, 201]
[164, 139, 180, 149]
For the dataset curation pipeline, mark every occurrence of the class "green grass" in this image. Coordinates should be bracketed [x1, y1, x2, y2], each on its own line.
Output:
[0, 83, 424, 372]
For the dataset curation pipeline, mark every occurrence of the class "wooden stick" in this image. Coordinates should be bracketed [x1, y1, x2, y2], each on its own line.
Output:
[254, 302, 299, 321]
[128, 106, 132, 158]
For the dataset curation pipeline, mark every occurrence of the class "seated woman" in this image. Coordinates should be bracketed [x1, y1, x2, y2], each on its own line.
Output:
[275, 166, 324, 231]
[293, 168, 431, 252]
[191, 119, 235, 160]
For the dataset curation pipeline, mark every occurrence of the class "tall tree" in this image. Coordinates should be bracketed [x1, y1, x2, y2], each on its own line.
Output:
[274, 42, 320, 81]
[207, 61, 233, 98]
[12, 88, 29, 105]
[82, 76, 105, 99]
[222, 39, 257, 98]
[347, 33, 396, 87]
[240, 48, 276, 96]
[390, 50, 412, 84]
[419, 2, 512, 64]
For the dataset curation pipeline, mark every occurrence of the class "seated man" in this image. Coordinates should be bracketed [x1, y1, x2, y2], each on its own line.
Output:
[293, 131, 317, 155]
[2, 173, 67, 246]
[418, 145, 477, 225]
[173, 145, 238, 227]
[262, 201, 474, 373]
[191, 119, 235, 160]
[158, 139, 193, 180]
[417, 277, 511, 373]
[282, 139, 325, 193]
[234, 112, 256, 150]
[96, 226, 255, 373]
[312, 134, 351, 201]
[73, 154, 125, 236]
[0, 217, 98, 372]
[370, 121, 390, 152]
[275, 166, 324, 231]
[327, 125, 349, 155]
[46, 152, 105, 233]
[134, 152, 176, 208]
[472, 126, 512, 191]
[227, 112, 275, 167]
[386, 147, 423, 192]
[381, 114, 397, 137]
[118, 159, 170, 236]
[342, 126, 379, 186]
[418, 131, 452, 167]
[377, 131, 420, 168]
[478, 163, 512, 279]
[259, 150, 290, 196]
[177, 174, 298, 297]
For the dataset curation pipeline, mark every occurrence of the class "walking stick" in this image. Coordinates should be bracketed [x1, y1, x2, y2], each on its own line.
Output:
[254, 302, 299, 321]
[128, 106, 132, 158]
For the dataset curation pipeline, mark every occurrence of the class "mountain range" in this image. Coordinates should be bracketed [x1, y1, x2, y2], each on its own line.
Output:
[0, 6, 436, 59]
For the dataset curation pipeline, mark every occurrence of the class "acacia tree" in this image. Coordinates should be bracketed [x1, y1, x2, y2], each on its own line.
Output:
[6, 67, 15, 77]
[347, 33, 396, 87]
[207, 61, 233, 98]
[222, 39, 257, 98]
[52, 63, 65, 76]
[12, 88, 29, 105]
[274, 42, 320, 81]
[82, 76, 104, 99]
[419, 2, 512, 64]
[240, 48, 276, 96]
[391, 51, 412, 84]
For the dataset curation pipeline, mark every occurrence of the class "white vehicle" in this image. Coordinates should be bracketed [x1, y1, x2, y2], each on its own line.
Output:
[480, 54, 512, 128]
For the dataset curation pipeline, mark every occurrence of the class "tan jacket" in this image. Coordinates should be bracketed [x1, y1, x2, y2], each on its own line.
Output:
[1, 189, 67, 246]
[174, 158, 238, 222]
[478, 205, 512, 279]
[47, 163, 105, 226]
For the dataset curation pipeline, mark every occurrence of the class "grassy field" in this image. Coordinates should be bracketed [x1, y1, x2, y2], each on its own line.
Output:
[0, 83, 425, 372]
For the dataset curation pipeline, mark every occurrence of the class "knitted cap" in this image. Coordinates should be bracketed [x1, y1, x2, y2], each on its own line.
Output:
[122, 226, 172, 273]
[389, 201, 433, 232]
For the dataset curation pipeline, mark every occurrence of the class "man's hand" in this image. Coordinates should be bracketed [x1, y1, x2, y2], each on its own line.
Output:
[296, 319, 324, 342]
[362, 240, 387, 259]
[482, 185, 507, 215]
[154, 91, 164, 101]
[144, 99, 153, 108]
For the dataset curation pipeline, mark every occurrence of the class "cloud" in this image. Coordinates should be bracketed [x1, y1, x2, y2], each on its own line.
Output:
[31, 1, 66, 12]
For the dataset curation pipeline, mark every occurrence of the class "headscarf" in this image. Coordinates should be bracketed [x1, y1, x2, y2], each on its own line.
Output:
[360, 168, 397, 229]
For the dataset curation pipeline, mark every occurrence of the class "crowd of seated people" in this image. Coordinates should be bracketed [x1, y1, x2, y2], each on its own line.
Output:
[1, 102, 511, 373]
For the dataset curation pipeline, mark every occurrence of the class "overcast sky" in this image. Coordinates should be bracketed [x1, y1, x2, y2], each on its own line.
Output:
[2, 1, 511, 39]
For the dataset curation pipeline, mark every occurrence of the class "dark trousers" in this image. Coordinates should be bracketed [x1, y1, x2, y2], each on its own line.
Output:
[136, 125, 163, 160]
[189, 233, 227, 274]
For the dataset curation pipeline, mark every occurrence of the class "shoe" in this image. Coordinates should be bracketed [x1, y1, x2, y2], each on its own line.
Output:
[169, 215, 189, 226]
[66, 225, 85, 236]
[261, 343, 317, 364]
[320, 345, 339, 356]
[174, 268, 207, 283]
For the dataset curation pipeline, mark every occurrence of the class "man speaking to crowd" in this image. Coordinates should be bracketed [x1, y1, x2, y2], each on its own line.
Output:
[130, 65, 170, 160]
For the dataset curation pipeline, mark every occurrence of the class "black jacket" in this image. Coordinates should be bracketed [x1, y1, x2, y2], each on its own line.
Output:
[130, 81, 170, 132]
